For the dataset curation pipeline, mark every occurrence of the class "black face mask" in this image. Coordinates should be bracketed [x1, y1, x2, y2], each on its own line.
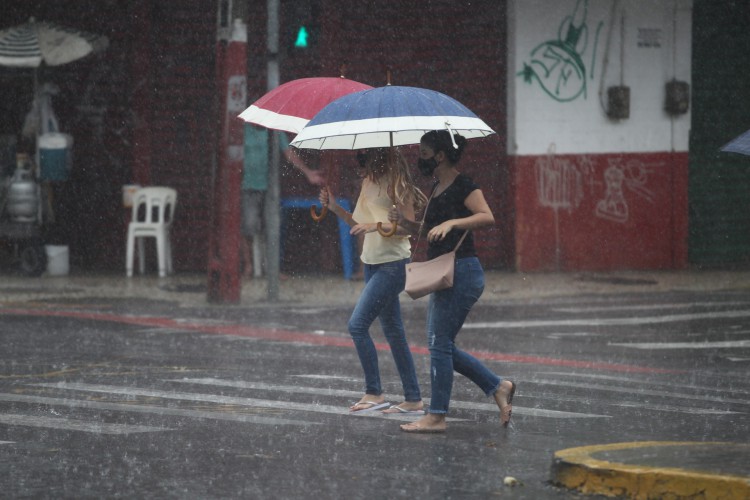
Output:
[417, 156, 438, 177]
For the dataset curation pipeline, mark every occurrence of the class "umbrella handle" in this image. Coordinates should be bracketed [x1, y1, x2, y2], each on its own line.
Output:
[378, 203, 398, 237]
[377, 221, 397, 237]
[310, 204, 328, 222]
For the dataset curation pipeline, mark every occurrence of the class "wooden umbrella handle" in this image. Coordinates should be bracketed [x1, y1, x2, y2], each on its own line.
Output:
[377, 221, 397, 237]
[378, 203, 398, 237]
[310, 204, 328, 222]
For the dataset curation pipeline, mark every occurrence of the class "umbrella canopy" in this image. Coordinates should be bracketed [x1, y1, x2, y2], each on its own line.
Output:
[721, 129, 750, 156]
[238, 77, 373, 134]
[0, 18, 108, 68]
[290, 85, 495, 150]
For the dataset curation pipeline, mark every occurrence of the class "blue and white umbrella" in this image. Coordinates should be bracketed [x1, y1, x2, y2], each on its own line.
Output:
[721, 129, 750, 156]
[0, 18, 108, 68]
[290, 85, 495, 150]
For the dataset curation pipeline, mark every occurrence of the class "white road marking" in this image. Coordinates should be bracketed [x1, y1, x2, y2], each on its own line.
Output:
[168, 378, 609, 420]
[0, 414, 167, 435]
[448, 400, 609, 419]
[167, 377, 371, 399]
[530, 379, 748, 408]
[610, 340, 750, 349]
[292, 374, 358, 381]
[545, 332, 598, 339]
[0, 441, 13, 445]
[609, 402, 735, 415]
[0, 393, 314, 427]
[553, 302, 750, 313]
[542, 371, 750, 396]
[33, 382, 349, 416]
[31, 381, 448, 423]
[465, 309, 750, 329]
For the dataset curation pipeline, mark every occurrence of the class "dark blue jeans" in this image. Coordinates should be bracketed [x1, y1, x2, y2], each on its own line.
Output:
[426, 257, 501, 414]
[348, 258, 421, 402]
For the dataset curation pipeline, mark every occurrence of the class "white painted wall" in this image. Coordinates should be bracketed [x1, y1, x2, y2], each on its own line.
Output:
[507, 0, 692, 155]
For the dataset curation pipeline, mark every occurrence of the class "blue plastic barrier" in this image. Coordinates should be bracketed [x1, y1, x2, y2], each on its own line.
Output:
[280, 197, 355, 280]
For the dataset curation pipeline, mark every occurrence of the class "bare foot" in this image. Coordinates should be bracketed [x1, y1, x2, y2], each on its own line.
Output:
[349, 395, 386, 412]
[400, 414, 446, 433]
[382, 401, 424, 414]
[493, 380, 516, 428]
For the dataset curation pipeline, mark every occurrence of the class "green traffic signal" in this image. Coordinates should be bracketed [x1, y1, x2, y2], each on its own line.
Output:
[294, 26, 309, 48]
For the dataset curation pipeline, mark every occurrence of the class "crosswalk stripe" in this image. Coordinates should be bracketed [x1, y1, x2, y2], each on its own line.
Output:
[166, 377, 376, 399]
[0, 393, 315, 427]
[31, 381, 457, 422]
[529, 379, 748, 409]
[168, 378, 609, 420]
[552, 302, 750, 313]
[609, 402, 735, 415]
[33, 381, 348, 415]
[544, 372, 750, 397]
[465, 309, 750, 329]
[447, 400, 609, 419]
[610, 340, 750, 349]
[0, 413, 167, 435]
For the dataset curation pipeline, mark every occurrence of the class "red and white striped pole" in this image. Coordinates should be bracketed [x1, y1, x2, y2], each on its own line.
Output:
[207, 0, 247, 303]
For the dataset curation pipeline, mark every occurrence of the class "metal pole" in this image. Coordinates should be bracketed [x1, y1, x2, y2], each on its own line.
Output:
[265, 0, 281, 301]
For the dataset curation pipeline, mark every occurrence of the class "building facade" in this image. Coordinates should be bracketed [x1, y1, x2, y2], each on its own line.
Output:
[2, 0, 747, 276]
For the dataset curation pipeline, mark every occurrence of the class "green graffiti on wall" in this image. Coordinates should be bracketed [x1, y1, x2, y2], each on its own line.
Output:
[519, 0, 603, 102]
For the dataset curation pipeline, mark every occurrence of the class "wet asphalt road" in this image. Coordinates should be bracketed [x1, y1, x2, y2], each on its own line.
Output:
[1, 287, 749, 499]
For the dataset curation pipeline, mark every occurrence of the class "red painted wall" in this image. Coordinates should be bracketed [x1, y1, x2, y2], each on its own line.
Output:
[511, 152, 689, 271]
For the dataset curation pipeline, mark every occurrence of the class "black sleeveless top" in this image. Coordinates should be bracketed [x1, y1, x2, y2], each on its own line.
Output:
[423, 174, 479, 260]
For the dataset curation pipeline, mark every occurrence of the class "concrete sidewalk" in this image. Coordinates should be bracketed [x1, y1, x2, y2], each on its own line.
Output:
[3, 268, 750, 308]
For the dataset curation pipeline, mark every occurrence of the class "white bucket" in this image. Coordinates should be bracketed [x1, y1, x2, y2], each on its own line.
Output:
[45, 245, 69, 276]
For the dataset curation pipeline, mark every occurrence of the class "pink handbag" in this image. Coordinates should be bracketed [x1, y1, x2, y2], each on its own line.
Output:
[404, 187, 469, 299]
[405, 242, 462, 299]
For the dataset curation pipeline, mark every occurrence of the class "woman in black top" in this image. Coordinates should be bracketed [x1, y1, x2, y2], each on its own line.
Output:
[389, 130, 516, 433]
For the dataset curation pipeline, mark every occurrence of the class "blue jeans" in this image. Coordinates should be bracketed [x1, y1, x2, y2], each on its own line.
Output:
[426, 257, 501, 414]
[348, 258, 421, 402]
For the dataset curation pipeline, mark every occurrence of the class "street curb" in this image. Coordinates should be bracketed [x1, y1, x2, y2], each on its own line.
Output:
[550, 441, 750, 499]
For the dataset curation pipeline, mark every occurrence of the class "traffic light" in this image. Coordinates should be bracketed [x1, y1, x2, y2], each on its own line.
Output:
[294, 26, 309, 48]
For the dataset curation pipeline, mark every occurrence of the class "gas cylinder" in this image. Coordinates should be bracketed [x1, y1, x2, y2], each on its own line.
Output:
[6, 154, 39, 223]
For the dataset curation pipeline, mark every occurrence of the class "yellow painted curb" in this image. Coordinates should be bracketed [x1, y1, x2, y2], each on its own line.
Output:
[551, 441, 750, 499]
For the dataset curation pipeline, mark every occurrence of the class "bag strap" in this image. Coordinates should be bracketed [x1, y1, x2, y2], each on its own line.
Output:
[410, 183, 437, 260]
[410, 182, 469, 261]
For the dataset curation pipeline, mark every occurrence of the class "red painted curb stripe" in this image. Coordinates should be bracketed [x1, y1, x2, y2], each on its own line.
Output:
[1, 308, 679, 374]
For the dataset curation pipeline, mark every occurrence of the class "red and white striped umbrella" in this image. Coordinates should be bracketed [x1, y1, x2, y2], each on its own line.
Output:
[238, 77, 373, 134]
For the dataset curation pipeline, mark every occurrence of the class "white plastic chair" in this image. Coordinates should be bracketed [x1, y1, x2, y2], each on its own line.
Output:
[126, 187, 177, 278]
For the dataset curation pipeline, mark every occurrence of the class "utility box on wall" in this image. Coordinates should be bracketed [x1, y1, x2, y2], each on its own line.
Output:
[607, 86, 630, 120]
[665, 80, 690, 115]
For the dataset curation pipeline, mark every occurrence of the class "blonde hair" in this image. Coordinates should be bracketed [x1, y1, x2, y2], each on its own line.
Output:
[365, 147, 427, 211]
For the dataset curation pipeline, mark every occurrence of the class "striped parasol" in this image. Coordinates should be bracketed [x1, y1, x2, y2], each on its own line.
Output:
[0, 18, 108, 68]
